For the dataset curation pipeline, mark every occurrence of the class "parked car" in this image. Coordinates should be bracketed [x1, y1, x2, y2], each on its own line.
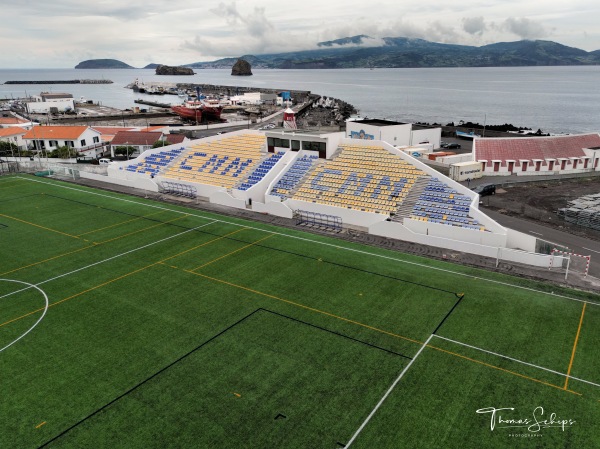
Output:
[440, 141, 449, 148]
[471, 184, 496, 196]
[446, 143, 462, 149]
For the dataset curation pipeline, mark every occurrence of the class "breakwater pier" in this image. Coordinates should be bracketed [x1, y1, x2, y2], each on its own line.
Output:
[4, 79, 113, 85]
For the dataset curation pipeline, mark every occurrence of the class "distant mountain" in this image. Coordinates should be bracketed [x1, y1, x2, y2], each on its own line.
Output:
[185, 37, 600, 69]
[143, 63, 160, 69]
[75, 59, 135, 69]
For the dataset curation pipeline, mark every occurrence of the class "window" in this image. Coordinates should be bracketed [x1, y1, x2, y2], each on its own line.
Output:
[302, 141, 326, 152]
[65, 141, 74, 147]
[267, 138, 290, 148]
[80, 139, 86, 147]
[291, 140, 300, 150]
[48, 140, 58, 147]
[93, 136, 100, 144]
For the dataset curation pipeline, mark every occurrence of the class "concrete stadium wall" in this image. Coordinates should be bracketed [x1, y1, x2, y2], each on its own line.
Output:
[286, 198, 387, 228]
[80, 171, 159, 191]
[369, 221, 559, 268]
[252, 200, 294, 218]
[210, 191, 246, 210]
[506, 228, 537, 252]
[403, 218, 507, 247]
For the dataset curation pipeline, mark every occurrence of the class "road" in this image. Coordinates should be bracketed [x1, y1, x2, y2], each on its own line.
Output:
[481, 208, 600, 278]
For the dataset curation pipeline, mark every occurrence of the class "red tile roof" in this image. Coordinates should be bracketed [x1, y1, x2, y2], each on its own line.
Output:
[0, 117, 29, 125]
[23, 126, 95, 140]
[0, 128, 27, 137]
[111, 131, 164, 146]
[91, 127, 135, 143]
[474, 134, 600, 162]
[164, 134, 186, 144]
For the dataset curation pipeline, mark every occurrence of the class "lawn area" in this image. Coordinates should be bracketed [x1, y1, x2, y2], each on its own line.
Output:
[1, 175, 599, 448]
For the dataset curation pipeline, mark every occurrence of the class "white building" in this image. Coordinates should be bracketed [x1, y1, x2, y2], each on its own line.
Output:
[346, 119, 441, 148]
[0, 127, 27, 151]
[26, 92, 75, 114]
[23, 125, 104, 157]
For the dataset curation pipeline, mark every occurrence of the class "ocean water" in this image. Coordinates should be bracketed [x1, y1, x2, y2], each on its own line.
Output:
[0, 66, 598, 134]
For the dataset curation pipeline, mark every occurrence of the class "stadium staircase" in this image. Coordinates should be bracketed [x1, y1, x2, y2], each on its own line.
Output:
[392, 176, 430, 222]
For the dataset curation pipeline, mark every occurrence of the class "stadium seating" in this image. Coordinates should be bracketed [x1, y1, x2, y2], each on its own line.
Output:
[292, 144, 424, 214]
[161, 134, 267, 188]
[409, 178, 486, 231]
[236, 151, 284, 191]
[270, 154, 319, 199]
[123, 147, 185, 176]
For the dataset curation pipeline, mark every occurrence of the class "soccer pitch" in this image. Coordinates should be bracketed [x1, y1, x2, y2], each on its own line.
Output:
[1, 175, 599, 448]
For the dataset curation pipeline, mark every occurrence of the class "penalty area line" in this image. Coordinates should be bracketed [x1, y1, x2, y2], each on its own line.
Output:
[344, 334, 434, 448]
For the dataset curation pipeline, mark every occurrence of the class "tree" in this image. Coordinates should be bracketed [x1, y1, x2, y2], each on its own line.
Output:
[152, 140, 171, 148]
[0, 141, 18, 157]
[114, 146, 136, 157]
[49, 145, 78, 159]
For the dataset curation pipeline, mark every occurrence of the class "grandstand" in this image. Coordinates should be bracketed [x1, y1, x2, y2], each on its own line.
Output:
[122, 147, 185, 177]
[161, 134, 269, 189]
[292, 144, 421, 214]
[104, 129, 561, 269]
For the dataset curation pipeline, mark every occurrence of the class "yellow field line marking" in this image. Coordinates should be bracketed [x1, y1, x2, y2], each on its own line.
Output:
[0, 263, 159, 329]
[167, 267, 589, 398]
[0, 214, 194, 278]
[159, 228, 246, 264]
[0, 229, 244, 328]
[35, 421, 47, 429]
[0, 245, 93, 278]
[565, 302, 587, 390]
[77, 210, 166, 236]
[427, 344, 581, 395]
[174, 267, 422, 345]
[0, 212, 81, 240]
[93, 215, 189, 245]
[192, 234, 273, 271]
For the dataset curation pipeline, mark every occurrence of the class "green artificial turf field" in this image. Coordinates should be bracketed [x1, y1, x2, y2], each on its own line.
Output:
[1, 175, 599, 448]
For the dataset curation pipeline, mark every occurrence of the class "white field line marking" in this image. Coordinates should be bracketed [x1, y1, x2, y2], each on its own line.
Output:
[345, 334, 434, 448]
[433, 334, 600, 389]
[0, 279, 49, 353]
[582, 247, 600, 255]
[0, 220, 217, 301]
[18, 176, 600, 307]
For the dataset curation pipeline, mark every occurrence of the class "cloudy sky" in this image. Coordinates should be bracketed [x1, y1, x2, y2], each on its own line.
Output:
[2, 0, 599, 68]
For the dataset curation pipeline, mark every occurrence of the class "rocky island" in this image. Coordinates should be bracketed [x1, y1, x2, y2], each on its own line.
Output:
[231, 59, 252, 76]
[155, 65, 195, 76]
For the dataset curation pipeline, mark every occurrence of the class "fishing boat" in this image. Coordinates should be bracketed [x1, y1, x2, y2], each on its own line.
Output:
[171, 99, 224, 123]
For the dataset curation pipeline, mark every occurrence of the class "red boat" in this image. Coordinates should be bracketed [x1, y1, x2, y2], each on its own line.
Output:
[171, 100, 224, 123]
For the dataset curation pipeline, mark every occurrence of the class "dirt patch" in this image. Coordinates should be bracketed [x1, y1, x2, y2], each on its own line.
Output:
[481, 177, 600, 241]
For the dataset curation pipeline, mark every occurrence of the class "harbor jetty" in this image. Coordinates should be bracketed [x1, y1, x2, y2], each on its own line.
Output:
[4, 79, 113, 85]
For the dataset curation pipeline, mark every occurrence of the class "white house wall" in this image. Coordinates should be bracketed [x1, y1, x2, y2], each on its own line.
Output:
[411, 128, 441, 147]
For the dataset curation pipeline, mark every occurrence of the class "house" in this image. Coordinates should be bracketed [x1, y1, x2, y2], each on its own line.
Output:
[473, 133, 600, 176]
[109, 131, 165, 158]
[0, 116, 33, 130]
[0, 127, 28, 151]
[23, 125, 104, 157]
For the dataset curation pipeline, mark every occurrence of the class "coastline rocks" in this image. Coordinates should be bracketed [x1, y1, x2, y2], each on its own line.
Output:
[155, 65, 195, 76]
[231, 59, 252, 76]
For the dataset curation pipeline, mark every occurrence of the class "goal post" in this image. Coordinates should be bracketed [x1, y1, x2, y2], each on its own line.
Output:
[549, 248, 591, 279]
